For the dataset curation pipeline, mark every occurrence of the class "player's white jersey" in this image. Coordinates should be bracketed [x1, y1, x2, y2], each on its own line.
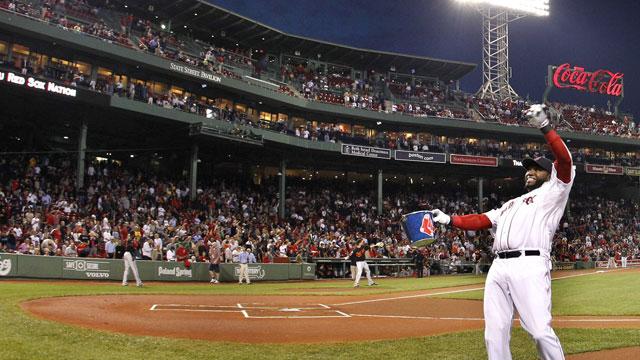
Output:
[484, 164, 575, 254]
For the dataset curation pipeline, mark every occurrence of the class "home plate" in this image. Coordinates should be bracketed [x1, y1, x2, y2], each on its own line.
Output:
[280, 308, 302, 312]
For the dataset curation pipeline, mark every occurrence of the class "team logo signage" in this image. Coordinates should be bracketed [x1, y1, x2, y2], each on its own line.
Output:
[395, 150, 446, 163]
[63, 259, 111, 278]
[158, 266, 193, 278]
[400, 211, 435, 242]
[419, 213, 435, 237]
[0, 257, 12, 276]
[585, 164, 623, 175]
[234, 265, 266, 280]
[341, 144, 391, 159]
[552, 63, 623, 97]
[1, 71, 77, 97]
[450, 154, 498, 167]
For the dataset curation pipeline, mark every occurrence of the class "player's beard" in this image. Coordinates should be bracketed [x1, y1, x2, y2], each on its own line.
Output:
[524, 177, 546, 192]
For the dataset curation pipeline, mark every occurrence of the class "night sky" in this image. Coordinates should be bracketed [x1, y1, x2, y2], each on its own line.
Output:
[208, 0, 639, 117]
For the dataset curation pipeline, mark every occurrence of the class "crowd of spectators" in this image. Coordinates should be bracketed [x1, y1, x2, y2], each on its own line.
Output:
[553, 191, 640, 266]
[2, 0, 638, 140]
[0, 155, 639, 279]
[6, 45, 640, 170]
[2, 0, 133, 47]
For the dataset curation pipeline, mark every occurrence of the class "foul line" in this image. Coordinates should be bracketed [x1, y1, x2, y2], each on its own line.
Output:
[332, 269, 616, 306]
[349, 314, 640, 323]
[554, 318, 640, 323]
[350, 313, 484, 321]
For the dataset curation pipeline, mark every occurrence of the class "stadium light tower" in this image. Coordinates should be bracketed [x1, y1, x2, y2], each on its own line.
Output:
[457, 0, 550, 101]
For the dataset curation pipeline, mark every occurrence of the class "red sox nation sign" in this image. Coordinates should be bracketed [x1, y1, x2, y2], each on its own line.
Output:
[552, 63, 623, 97]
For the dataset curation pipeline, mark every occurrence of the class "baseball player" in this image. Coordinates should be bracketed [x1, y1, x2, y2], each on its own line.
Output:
[209, 240, 221, 284]
[122, 242, 143, 287]
[352, 239, 378, 287]
[345, 240, 357, 280]
[430, 104, 573, 360]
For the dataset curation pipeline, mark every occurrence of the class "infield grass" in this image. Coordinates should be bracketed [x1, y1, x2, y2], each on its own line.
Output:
[2, 269, 640, 360]
[438, 269, 640, 316]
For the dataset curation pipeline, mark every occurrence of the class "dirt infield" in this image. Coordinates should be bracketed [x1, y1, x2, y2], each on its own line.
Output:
[566, 347, 640, 360]
[22, 283, 640, 346]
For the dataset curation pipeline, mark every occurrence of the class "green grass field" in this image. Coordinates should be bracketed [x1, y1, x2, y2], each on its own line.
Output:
[2, 269, 639, 360]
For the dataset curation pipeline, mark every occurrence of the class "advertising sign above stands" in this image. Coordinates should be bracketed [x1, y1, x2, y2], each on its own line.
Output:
[394, 150, 446, 163]
[626, 167, 640, 177]
[341, 144, 391, 160]
[552, 63, 624, 97]
[0, 71, 77, 97]
[449, 154, 498, 167]
[585, 164, 624, 175]
[169, 63, 222, 83]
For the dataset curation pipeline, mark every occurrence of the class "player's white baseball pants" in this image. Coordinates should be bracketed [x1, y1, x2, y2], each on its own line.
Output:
[122, 252, 142, 286]
[484, 255, 564, 360]
[238, 263, 250, 284]
[354, 261, 374, 286]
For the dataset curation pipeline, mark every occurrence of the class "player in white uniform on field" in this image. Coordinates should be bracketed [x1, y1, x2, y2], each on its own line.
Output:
[430, 104, 573, 360]
[122, 243, 143, 287]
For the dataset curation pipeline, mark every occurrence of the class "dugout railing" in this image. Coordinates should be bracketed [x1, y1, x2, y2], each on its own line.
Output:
[313, 258, 487, 278]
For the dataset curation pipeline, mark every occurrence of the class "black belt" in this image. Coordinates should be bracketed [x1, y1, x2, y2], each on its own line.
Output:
[496, 250, 540, 259]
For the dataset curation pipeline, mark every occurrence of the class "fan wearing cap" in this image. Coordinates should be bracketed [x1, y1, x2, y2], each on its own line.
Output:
[428, 104, 574, 360]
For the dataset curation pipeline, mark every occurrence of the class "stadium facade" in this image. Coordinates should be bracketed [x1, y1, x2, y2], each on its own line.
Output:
[0, 0, 639, 215]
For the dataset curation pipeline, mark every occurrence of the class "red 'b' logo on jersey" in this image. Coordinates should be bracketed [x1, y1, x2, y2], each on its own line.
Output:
[419, 213, 434, 236]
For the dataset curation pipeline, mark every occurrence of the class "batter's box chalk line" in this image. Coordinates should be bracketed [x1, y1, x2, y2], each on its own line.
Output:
[149, 303, 352, 319]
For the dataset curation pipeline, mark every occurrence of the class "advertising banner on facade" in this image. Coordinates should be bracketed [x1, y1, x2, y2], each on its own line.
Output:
[450, 154, 498, 167]
[395, 150, 446, 163]
[625, 167, 640, 176]
[341, 144, 391, 159]
[585, 164, 624, 175]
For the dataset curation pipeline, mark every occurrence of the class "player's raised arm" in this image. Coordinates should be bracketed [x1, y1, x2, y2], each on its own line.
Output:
[525, 104, 573, 184]
[431, 209, 492, 231]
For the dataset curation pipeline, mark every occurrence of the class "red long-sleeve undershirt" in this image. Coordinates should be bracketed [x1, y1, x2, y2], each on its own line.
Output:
[451, 129, 572, 231]
[545, 129, 572, 184]
[451, 214, 492, 230]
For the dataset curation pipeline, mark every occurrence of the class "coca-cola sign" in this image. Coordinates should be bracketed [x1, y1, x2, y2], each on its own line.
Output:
[552, 63, 623, 97]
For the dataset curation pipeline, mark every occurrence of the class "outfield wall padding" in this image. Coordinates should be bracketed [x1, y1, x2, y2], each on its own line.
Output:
[0, 254, 315, 282]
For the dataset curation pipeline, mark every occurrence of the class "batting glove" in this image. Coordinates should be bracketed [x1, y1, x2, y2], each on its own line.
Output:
[431, 209, 451, 225]
[525, 104, 550, 129]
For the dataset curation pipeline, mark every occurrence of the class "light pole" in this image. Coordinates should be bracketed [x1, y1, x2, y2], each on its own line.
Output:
[456, 0, 550, 101]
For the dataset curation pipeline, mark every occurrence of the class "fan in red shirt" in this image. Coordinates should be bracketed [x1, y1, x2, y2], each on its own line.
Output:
[175, 243, 190, 267]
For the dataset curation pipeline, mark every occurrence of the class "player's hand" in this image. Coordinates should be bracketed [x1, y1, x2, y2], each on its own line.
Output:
[431, 209, 451, 225]
[525, 104, 550, 129]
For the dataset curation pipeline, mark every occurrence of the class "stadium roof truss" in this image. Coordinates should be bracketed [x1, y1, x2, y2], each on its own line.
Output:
[116, 0, 476, 81]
